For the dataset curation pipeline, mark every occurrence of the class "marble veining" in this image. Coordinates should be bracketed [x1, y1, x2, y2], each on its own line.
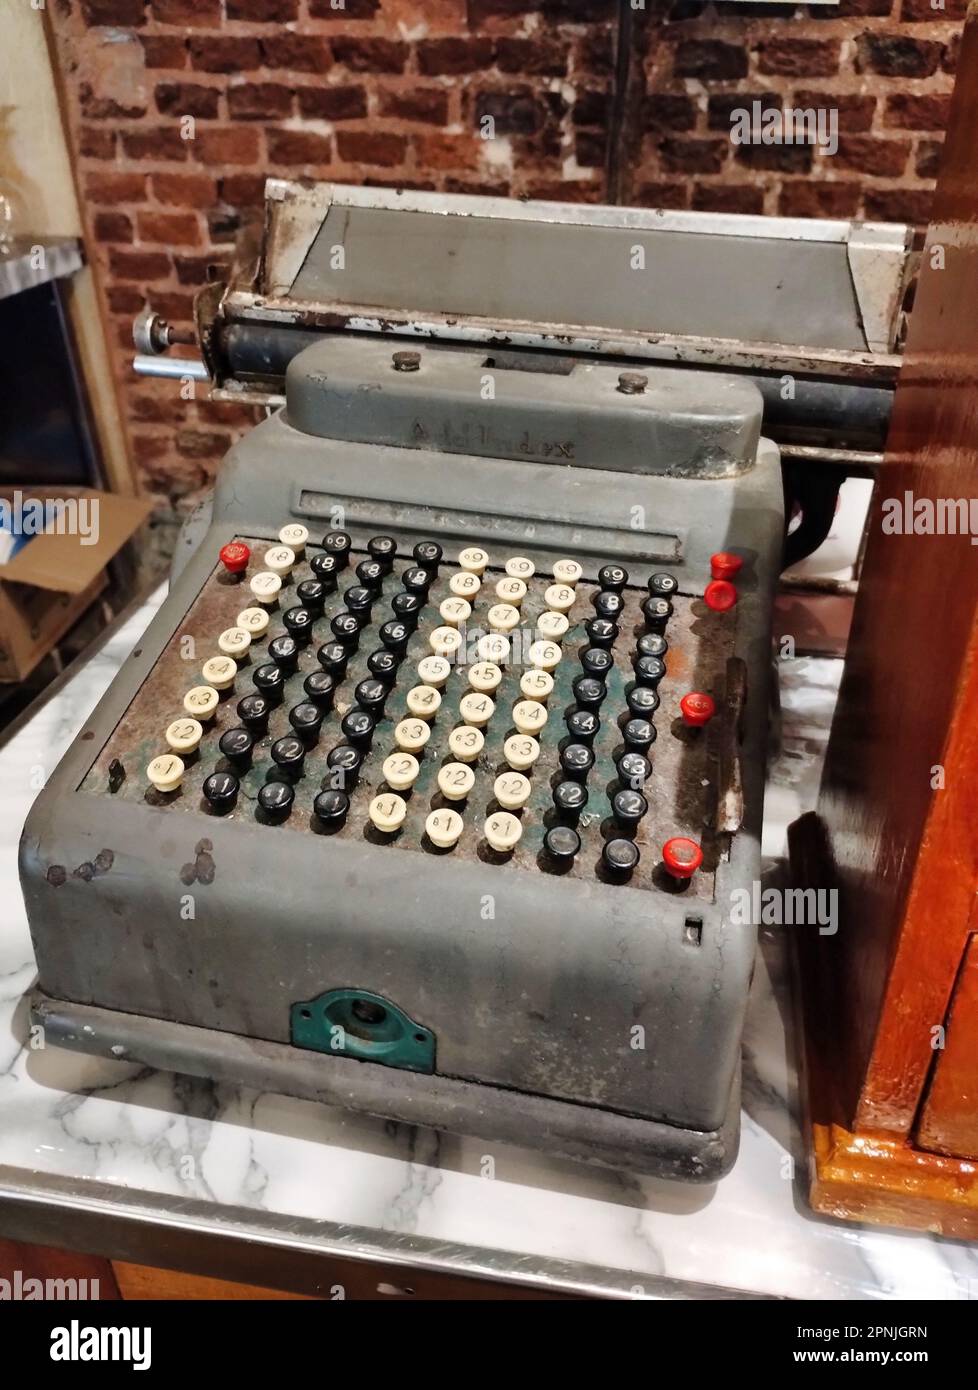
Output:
[1, 595, 976, 1299]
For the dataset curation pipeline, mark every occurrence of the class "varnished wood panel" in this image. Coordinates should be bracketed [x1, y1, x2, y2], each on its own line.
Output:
[917, 933, 978, 1158]
[112, 1262, 314, 1301]
[0, 1237, 119, 1299]
[815, 9, 978, 1135]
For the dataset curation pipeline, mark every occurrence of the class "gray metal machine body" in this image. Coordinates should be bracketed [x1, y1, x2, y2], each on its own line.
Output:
[22, 189, 789, 1181]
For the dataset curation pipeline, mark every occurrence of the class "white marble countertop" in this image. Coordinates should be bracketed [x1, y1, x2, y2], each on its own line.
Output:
[1, 590, 975, 1299]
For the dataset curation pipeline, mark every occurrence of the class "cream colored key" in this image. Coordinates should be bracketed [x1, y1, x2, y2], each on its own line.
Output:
[544, 583, 576, 614]
[218, 626, 251, 658]
[382, 752, 420, 791]
[448, 724, 485, 762]
[495, 576, 527, 607]
[537, 610, 570, 642]
[394, 718, 432, 753]
[477, 633, 510, 665]
[494, 771, 531, 810]
[437, 761, 475, 801]
[505, 556, 535, 580]
[429, 625, 463, 659]
[278, 523, 308, 554]
[183, 685, 219, 720]
[165, 718, 203, 755]
[406, 684, 442, 720]
[147, 754, 184, 794]
[202, 655, 237, 690]
[249, 571, 282, 605]
[369, 793, 407, 834]
[512, 698, 548, 734]
[487, 603, 520, 634]
[459, 691, 494, 727]
[458, 546, 489, 575]
[426, 807, 464, 849]
[237, 606, 270, 637]
[468, 661, 502, 694]
[553, 558, 583, 586]
[449, 570, 481, 599]
[528, 639, 562, 672]
[504, 733, 540, 771]
[485, 811, 522, 853]
[520, 669, 554, 702]
[439, 596, 472, 628]
[417, 654, 451, 688]
[263, 544, 295, 577]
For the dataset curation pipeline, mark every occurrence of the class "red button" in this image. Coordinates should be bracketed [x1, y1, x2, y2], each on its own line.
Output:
[220, 541, 250, 575]
[710, 552, 742, 581]
[680, 692, 715, 727]
[704, 579, 737, 611]
[662, 837, 703, 880]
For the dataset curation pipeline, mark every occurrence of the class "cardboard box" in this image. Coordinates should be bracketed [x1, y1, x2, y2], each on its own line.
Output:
[0, 487, 152, 683]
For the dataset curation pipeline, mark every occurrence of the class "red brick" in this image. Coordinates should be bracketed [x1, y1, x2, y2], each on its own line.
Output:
[189, 37, 261, 74]
[219, 175, 267, 206]
[734, 141, 814, 174]
[309, 0, 380, 15]
[79, 126, 117, 159]
[673, 41, 748, 81]
[575, 131, 605, 167]
[140, 36, 188, 69]
[795, 91, 876, 134]
[778, 181, 863, 218]
[79, 83, 147, 121]
[131, 392, 190, 425]
[197, 399, 263, 426]
[634, 181, 690, 208]
[151, 0, 221, 22]
[146, 290, 197, 321]
[884, 94, 952, 131]
[495, 38, 567, 77]
[573, 90, 610, 127]
[707, 94, 781, 132]
[194, 127, 262, 165]
[659, 137, 729, 174]
[132, 433, 171, 465]
[577, 28, 615, 76]
[228, 83, 294, 120]
[85, 172, 148, 203]
[864, 187, 934, 223]
[106, 286, 146, 314]
[93, 212, 133, 243]
[417, 38, 494, 76]
[336, 130, 408, 167]
[155, 83, 221, 119]
[413, 132, 480, 172]
[137, 210, 202, 245]
[377, 87, 449, 125]
[121, 126, 189, 161]
[856, 33, 943, 77]
[835, 136, 909, 176]
[261, 34, 332, 73]
[109, 249, 172, 280]
[82, 0, 146, 22]
[692, 184, 765, 215]
[473, 88, 547, 136]
[266, 129, 334, 165]
[152, 172, 218, 207]
[944, 33, 960, 74]
[227, 0, 297, 18]
[757, 39, 840, 77]
[174, 253, 232, 285]
[522, 179, 603, 204]
[361, 177, 438, 191]
[297, 86, 368, 121]
[444, 177, 512, 197]
[176, 429, 232, 459]
[331, 38, 409, 74]
[915, 139, 944, 180]
[901, 0, 966, 17]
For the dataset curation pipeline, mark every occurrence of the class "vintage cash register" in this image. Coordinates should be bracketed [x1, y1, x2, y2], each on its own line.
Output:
[20, 185, 909, 1180]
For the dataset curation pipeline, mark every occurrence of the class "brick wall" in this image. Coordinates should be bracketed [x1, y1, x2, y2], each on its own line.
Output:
[49, 0, 963, 520]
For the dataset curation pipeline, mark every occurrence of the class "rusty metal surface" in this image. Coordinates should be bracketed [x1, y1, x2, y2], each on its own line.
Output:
[83, 539, 735, 903]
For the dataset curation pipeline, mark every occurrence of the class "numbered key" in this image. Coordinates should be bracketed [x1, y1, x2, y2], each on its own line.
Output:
[165, 718, 203, 755]
[505, 556, 535, 580]
[512, 699, 548, 735]
[183, 685, 219, 720]
[459, 691, 495, 727]
[429, 625, 463, 659]
[394, 718, 432, 753]
[201, 655, 237, 690]
[218, 627, 251, 658]
[278, 523, 309, 554]
[417, 654, 451, 688]
[249, 571, 282, 605]
[369, 793, 407, 834]
[477, 633, 510, 666]
[495, 576, 527, 607]
[468, 661, 502, 694]
[553, 558, 583, 586]
[544, 583, 576, 614]
[439, 596, 472, 628]
[382, 752, 420, 791]
[146, 754, 185, 794]
[519, 669, 554, 702]
[503, 733, 540, 771]
[527, 639, 562, 672]
[458, 546, 489, 575]
[448, 725, 485, 763]
[494, 771, 531, 810]
[449, 570, 481, 599]
[237, 606, 270, 637]
[406, 684, 442, 720]
[537, 611, 570, 642]
[487, 603, 520, 634]
[426, 808, 464, 849]
[437, 761, 476, 801]
[485, 811, 523, 853]
[263, 545, 295, 577]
